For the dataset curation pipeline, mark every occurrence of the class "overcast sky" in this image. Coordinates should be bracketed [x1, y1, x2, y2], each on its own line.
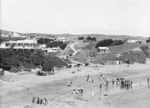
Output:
[1, 0, 150, 36]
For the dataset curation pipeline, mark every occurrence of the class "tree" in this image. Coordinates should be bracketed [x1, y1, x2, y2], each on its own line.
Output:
[60, 43, 67, 50]
[42, 61, 53, 71]
[86, 36, 91, 41]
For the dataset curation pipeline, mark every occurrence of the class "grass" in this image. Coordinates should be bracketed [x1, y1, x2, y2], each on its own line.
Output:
[108, 43, 148, 53]
[72, 42, 150, 64]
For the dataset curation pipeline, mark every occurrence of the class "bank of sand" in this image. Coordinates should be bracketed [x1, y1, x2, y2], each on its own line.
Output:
[1, 63, 150, 108]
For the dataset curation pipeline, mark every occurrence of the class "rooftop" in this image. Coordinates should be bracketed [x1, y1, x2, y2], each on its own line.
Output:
[7, 39, 37, 44]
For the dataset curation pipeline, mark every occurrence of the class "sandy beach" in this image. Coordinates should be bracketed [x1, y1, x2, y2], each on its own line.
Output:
[1, 63, 150, 108]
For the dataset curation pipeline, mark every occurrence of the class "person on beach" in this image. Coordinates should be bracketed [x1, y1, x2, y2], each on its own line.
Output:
[140, 81, 142, 87]
[37, 97, 40, 104]
[32, 97, 36, 103]
[147, 77, 149, 85]
[40, 99, 43, 105]
[100, 83, 102, 92]
[86, 75, 90, 81]
[131, 81, 133, 88]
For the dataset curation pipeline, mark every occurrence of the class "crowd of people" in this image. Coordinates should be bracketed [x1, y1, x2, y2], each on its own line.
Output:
[32, 97, 48, 106]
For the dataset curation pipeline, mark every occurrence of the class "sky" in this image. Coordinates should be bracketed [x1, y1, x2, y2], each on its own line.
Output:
[1, 0, 150, 36]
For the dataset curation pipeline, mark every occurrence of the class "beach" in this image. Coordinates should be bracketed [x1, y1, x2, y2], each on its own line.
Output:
[1, 63, 150, 108]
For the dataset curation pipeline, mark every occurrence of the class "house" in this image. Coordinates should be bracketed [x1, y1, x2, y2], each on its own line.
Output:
[97, 47, 109, 54]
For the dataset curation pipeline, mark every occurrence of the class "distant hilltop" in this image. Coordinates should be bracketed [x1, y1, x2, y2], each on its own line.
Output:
[0, 29, 147, 41]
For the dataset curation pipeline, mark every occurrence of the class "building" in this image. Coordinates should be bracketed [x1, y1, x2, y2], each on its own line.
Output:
[1, 34, 9, 37]
[57, 37, 68, 42]
[97, 47, 109, 54]
[0, 39, 38, 49]
[0, 39, 61, 52]
[126, 39, 140, 44]
[104, 60, 122, 65]
[42, 47, 61, 52]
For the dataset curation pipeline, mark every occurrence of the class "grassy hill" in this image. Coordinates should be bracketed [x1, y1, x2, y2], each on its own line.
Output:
[108, 43, 148, 53]
[0, 29, 23, 35]
[1, 29, 147, 41]
[72, 42, 150, 64]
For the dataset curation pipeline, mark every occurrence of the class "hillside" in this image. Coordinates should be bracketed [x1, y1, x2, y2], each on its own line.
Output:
[72, 42, 150, 64]
[108, 43, 148, 53]
[1, 29, 147, 41]
[0, 29, 22, 35]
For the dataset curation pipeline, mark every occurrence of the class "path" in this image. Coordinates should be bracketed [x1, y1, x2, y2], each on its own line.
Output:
[70, 42, 80, 56]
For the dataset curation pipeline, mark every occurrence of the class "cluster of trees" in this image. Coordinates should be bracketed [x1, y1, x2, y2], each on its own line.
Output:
[86, 36, 97, 42]
[37, 38, 54, 45]
[37, 38, 67, 50]
[0, 49, 68, 71]
[47, 41, 67, 50]
[146, 37, 150, 43]
[78, 36, 97, 41]
[95, 39, 124, 48]
[78, 37, 84, 40]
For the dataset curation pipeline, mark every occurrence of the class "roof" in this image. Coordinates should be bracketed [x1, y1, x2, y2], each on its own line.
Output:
[98, 47, 109, 49]
[6, 39, 37, 44]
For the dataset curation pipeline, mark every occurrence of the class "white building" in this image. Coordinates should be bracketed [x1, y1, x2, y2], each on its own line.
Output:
[42, 47, 61, 52]
[0, 39, 38, 49]
[0, 39, 61, 52]
[1, 34, 9, 37]
[9, 32, 26, 38]
[57, 37, 68, 42]
[126, 39, 139, 44]
[98, 47, 109, 54]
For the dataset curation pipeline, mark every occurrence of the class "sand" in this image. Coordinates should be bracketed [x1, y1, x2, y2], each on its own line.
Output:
[1, 63, 150, 108]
